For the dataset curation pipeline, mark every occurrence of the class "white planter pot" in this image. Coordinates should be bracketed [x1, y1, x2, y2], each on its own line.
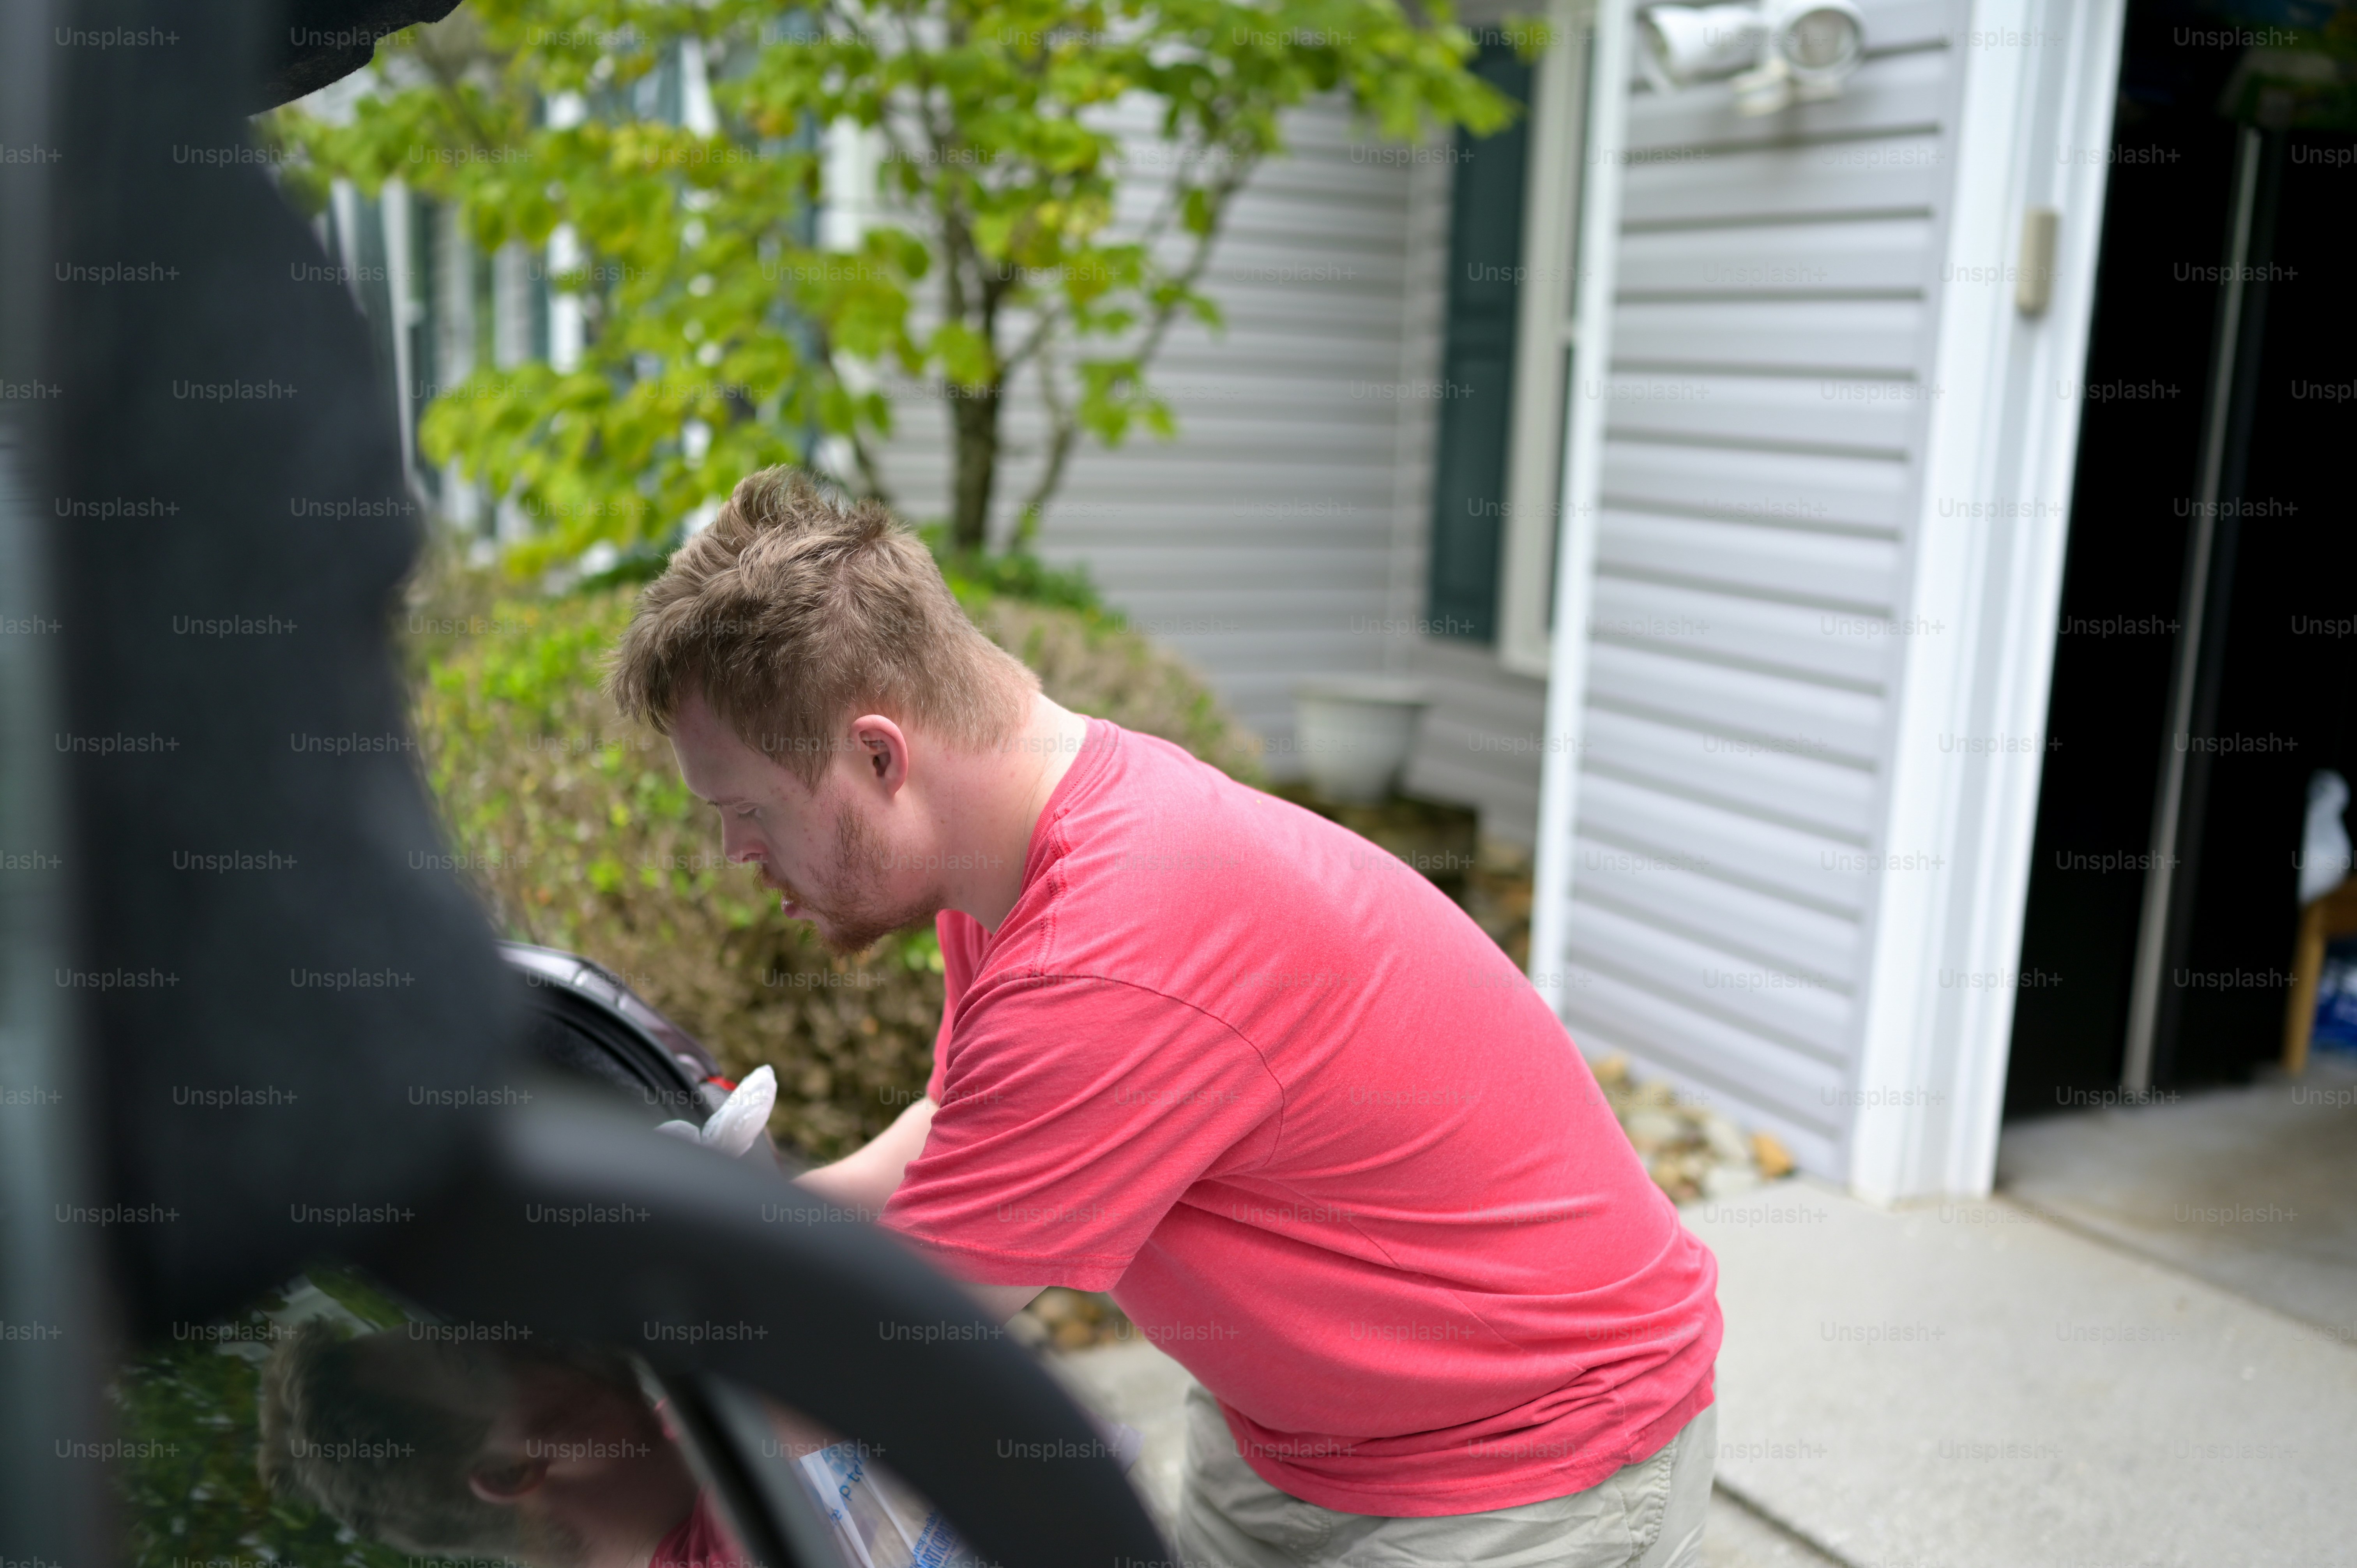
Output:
[1293, 678, 1431, 805]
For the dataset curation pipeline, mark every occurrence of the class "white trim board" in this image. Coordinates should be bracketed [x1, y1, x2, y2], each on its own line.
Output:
[1497, 0, 1599, 680]
[1846, 0, 2129, 1203]
[1528, 0, 1633, 1021]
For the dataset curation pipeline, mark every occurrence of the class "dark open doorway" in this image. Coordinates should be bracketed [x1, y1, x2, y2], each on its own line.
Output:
[2005, 0, 2357, 1118]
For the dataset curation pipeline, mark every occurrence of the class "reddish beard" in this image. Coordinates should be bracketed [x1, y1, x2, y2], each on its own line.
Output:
[777, 803, 933, 957]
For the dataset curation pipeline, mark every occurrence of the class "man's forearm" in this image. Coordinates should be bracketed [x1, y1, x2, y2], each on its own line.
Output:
[794, 1095, 1044, 1323]
[793, 1094, 936, 1217]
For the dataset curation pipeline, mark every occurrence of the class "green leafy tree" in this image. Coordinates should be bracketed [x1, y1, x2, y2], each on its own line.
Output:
[274, 0, 1518, 561]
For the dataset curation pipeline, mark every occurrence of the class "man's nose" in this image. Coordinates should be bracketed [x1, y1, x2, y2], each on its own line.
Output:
[719, 818, 762, 865]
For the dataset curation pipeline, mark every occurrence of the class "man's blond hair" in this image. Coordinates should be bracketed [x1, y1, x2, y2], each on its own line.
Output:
[608, 468, 1038, 788]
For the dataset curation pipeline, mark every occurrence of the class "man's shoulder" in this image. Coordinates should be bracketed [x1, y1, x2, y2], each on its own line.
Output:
[1052, 746, 1334, 903]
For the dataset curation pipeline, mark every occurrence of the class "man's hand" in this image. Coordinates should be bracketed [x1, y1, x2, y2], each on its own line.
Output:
[795, 1096, 1046, 1323]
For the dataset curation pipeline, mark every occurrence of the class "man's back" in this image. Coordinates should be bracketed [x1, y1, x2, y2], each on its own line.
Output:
[886, 718, 1720, 1515]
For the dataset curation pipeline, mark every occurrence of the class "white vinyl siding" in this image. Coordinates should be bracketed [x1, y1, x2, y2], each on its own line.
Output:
[1545, 0, 1968, 1175]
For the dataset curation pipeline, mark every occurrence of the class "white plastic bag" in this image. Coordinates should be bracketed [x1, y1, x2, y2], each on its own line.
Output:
[2299, 771, 2351, 906]
[656, 1065, 776, 1157]
[795, 1441, 978, 1568]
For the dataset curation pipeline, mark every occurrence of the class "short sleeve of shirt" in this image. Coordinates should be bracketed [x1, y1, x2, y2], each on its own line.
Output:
[884, 972, 1284, 1291]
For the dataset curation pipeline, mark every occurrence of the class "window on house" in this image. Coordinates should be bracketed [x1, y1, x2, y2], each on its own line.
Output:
[1425, 37, 1535, 646]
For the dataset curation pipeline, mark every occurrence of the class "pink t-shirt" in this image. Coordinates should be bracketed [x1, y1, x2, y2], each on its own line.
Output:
[881, 720, 1719, 1516]
[650, 1494, 751, 1568]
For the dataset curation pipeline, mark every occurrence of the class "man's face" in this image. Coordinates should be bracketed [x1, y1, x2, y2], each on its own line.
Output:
[468, 1363, 698, 1568]
[667, 690, 931, 956]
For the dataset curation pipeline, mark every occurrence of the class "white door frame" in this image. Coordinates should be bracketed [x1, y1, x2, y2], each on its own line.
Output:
[1844, 0, 2130, 1203]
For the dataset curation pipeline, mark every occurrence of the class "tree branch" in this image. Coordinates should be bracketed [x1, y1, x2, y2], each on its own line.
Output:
[1015, 339, 1080, 539]
[847, 425, 896, 510]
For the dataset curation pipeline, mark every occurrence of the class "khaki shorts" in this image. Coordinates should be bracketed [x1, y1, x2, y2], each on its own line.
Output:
[1172, 1385, 1716, 1568]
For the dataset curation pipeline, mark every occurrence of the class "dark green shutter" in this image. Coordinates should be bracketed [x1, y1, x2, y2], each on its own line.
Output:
[1425, 40, 1532, 645]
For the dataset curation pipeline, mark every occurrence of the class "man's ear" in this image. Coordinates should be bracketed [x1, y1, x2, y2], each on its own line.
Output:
[466, 1457, 550, 1504]
[848, 714, 910, 793]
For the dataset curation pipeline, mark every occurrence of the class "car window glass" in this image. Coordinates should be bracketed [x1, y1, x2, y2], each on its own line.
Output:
[109, 1264, 964, 1568]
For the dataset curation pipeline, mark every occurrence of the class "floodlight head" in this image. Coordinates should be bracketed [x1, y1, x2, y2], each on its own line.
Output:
[1765, 0, 1864, 87]
[1637, 2, 1769, 89]
[1639, 0, 1865, 107]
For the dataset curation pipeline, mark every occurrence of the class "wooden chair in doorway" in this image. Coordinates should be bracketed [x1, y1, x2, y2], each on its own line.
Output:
[2284, 876, 2357, 1074]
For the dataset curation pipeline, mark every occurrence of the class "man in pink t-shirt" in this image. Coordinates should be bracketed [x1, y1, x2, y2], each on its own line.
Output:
[613, 468, 1722, 1567]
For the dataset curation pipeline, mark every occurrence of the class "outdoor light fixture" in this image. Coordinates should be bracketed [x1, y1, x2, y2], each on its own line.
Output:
[1638, 0, 1866, 114]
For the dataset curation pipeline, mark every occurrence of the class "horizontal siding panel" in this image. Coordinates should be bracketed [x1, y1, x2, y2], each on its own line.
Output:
[1556, 955, 1852, 1133]
[1601, 371, 1926, 451]
[1039, 518, 1392, 551]
[1577, 771, 1880, 920]
[1857, 0, 1967, 51]
[889, 450, 1398, 503]
[885, 332, 1407, 385]
[1145, 283, 1417, 335]
[1074, 554, 1395, 587]
[1585, 641, 1887, 766]
[1594, 511, 1901, 609]
[992, 499, 1382, 528]
[1571, 839, 1862, 1006]
[1217, 670, 1405, 712]
[1117, 626, 1393, 659]
[1092, 635, 1394, 675]
[1154, 153, 1413, 203]
[1404, 639, 1551, 843]
[1206, 240, 1407, 288]
[1608, 298, 1926, 373]
[1585, 577, 1895, 693]
[1000, 418, 1403, 463]
[1093, 94, 1421, 156]
[1600, 441, 1914, 531]
[963, 411, 1392, 446]
[1623, 47, 1952, 152]
[877, 390, 1392, 434]
[985, 430, 1401, 471]
[1032, 450, 1395, 493]
[1093, 600, 1396, 640]
[1579, 705, 1879, 837]
[1412, 674, 1552, 748]
[1615, 219, 1934, 298]
[1120, 191, 1409, 247]
[1619, 137, 1947, 228]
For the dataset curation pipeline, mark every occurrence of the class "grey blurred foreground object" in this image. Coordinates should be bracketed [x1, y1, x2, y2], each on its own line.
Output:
[0, 2, 1171, 1565]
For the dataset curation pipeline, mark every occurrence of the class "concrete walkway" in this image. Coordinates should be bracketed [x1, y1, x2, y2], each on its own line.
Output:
[1996, 1054, 2357, 1336]
[1043, 1155, 2355, 1568]
[1684, 1176, 2356, 1568]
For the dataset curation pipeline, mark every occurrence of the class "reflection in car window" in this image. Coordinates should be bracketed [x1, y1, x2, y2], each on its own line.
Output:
[111, 1266, 977, 1568]
[116, 1269, 438, 1568]
[258, 1321, 696, 1568]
